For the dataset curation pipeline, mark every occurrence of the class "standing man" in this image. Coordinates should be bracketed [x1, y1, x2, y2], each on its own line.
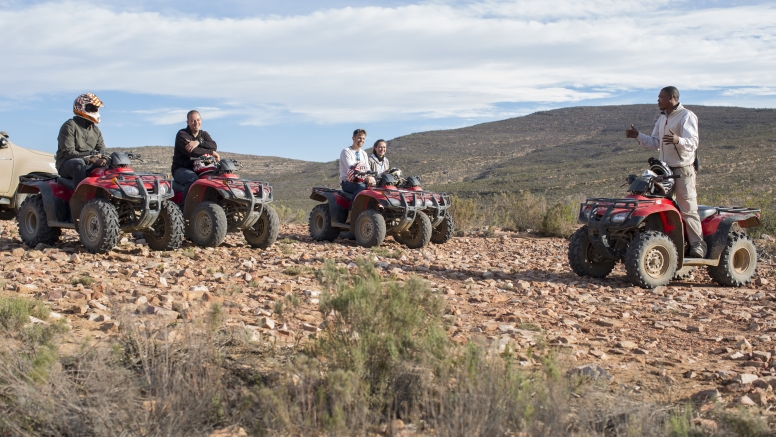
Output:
[369, 139, 390, 175]
[56, 93, 108, 186]
[172, 110, 219, 203]
[626, 86, 705, 258]
[339, 129, 374, 200]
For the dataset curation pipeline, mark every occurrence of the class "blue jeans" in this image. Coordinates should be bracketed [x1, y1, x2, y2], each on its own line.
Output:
[174, 168, 199, 203]
[341, 180, 367, 201]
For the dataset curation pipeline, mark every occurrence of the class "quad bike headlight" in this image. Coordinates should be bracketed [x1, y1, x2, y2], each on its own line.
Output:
[122, 185, 140, 196]
[158, 183, 170, 195]
[231, 188, 247, 198]
[582, 207, 595, 219]
[611, 212, 629, 223]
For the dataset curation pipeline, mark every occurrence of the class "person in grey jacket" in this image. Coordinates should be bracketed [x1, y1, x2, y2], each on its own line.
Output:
[55, 93, 108, 186]
[626, 86, 706, 258]
[368, 139, 390, 175]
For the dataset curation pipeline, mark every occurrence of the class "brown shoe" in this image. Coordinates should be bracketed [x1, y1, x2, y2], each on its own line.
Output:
[688, 242, 706, 258]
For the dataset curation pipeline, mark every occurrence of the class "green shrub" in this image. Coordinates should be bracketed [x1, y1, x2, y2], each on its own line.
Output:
[0, 296, 50, 332]
[274, 204, 307, 224]
[497, 191, 548, 232]
[449, 195, 481, 234]
[541, 201, 578, 238]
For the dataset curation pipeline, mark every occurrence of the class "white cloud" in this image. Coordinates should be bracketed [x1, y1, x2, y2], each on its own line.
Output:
[0, 0, 775, 125]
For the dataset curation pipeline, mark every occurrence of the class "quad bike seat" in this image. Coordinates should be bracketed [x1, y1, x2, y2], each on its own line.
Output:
[57, 177, 76, 190]
[340, 190, 354, 201]
[697, 205, 718, 221]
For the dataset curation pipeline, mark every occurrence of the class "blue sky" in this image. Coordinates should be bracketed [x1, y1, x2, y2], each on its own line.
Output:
[1, 0, 775, 162]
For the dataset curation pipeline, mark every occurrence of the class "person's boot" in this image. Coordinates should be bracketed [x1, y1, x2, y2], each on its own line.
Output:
[688, 241, 707, 258]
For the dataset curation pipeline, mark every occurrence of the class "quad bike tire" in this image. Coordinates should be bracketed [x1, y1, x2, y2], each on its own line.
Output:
[673, 266, 696, 280]
[17, 194, 61, 247]
[79, 197, 121, 254]
[309, 204, 339, 242]
[567, 226, 616, 279]
[707, 231, 758, 287]
[354, 209, 386, 248]
[430, 212, 454, 244]
[401, 212, 432, 249]
[189, 201, 228, 247]
[144, 200, 185, 251]
[244, 205, 280, 249]
[625, 230, 678, 289]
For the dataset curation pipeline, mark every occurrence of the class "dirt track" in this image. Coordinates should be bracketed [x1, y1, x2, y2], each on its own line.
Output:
[2, 221, 776, 413]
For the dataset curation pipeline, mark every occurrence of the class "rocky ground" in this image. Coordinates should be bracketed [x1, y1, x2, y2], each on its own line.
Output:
[2, 221, 776, 426]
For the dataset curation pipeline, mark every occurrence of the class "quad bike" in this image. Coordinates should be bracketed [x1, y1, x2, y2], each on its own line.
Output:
[568, 158, 761, 288]
[171, 155, 279, 249]
[308, 168, 453, 248]
[0, 131, 58, 220]
[16, 152, 184, 253]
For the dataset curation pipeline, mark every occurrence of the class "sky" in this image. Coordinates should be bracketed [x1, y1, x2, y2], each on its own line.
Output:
[1, 0, 775, 162]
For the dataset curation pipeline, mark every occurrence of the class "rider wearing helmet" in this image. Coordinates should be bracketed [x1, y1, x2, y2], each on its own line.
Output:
[172, 110, 219, 203]
[626, 86, 705, 258]
[55, 93, 108, 186]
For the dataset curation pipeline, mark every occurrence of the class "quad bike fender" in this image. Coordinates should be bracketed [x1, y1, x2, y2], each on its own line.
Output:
[18, 179, 72, 225]
[70, 185, 107, 228]
[706, 213, 760, 262]
[644, 209, 685, 266]
[183, 184, 221, 219]
[350, 195, 382, 233]
[311, 190, 349, 228]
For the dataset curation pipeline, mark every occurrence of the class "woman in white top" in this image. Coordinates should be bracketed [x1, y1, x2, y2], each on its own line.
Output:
[368, 139, 390, 175]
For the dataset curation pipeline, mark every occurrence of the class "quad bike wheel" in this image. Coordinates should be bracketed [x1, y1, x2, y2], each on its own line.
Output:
[144, 200, 185, 251]
[707, 231, 758, 287]
[79, 197, 121, 253]
[354, 209, 386, 248]
[673, 266, 696, 280]
[189, 201, 228, 247]
[625, 230, 678, 289]
[430, 212, 454, 244]
[244, 205, 280, 249]
[401, 212, 432, 249]
[567, 226, 616, 278]
[309, 204, 339, 241]
[17, 194, 61, 247]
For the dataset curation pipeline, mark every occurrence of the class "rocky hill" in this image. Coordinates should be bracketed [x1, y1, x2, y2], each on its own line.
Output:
[117, 104, 776, 211]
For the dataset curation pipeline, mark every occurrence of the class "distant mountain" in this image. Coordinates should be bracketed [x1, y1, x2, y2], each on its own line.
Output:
[117, 104, 776, 210]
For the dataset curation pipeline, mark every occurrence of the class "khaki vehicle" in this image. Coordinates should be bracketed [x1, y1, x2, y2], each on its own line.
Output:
[0, 131, 58, 220]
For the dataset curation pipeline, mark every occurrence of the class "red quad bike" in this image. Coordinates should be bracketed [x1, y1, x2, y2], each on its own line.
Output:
[16, 152, 184, 253]
[171, 155, 279, 249]
[308, 169, 453, 248]
[568, 158, 761, 289]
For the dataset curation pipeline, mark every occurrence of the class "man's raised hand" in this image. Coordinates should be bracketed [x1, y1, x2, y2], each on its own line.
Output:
[625, 124, 639, 138]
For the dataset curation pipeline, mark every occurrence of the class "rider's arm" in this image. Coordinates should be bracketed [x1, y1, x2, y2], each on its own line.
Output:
[635, 120, 661, 151]
[676, 112, 699, 154]
[188, 131, 217, 157]
[94, 126, 106, 153]
[56, 120, 83, 161]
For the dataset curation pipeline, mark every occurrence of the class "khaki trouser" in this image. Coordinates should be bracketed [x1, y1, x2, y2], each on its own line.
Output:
[670, 165, 703, 246]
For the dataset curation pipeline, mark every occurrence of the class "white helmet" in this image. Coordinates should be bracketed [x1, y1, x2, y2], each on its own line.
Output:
[73, 93, 104, 124]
